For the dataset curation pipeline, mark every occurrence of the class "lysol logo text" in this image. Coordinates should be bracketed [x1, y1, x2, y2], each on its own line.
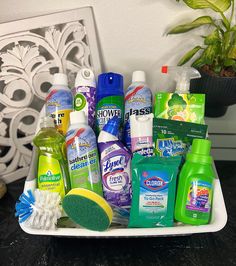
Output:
[103, 155, 125, 175]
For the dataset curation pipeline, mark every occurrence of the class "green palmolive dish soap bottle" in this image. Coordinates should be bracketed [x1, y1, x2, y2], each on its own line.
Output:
[175, 139, 215, 225]
[95, 72, 124, 138]
[33, 117, 70, 199]
[66, 111, 103, 196]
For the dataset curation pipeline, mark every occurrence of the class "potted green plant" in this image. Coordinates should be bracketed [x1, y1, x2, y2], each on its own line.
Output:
[168, 0, 236, 117]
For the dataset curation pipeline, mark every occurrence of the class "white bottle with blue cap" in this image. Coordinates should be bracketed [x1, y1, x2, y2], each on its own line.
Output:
[98, 117, 132, 209]
[66, 111, 103, 196]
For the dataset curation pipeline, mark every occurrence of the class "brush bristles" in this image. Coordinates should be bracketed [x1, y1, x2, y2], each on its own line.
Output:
[25, 190, 62, 230]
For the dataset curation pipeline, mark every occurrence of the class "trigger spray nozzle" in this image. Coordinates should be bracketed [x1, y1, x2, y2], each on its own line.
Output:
[161, 66, 201, 94]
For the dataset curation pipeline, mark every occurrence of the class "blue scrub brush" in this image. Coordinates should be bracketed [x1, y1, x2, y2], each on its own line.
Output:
[15, 189, 62, 230]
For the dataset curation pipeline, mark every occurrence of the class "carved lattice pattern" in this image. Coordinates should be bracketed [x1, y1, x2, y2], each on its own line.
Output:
[0, 8, 101, 183]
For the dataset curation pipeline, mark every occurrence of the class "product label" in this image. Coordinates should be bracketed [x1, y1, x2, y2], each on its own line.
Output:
[131, 136, 153, 157]
[72, 86, 96, 127]
[186, 180, 212, 219]
[139, 170, 169, 217]
[37, 155, 65, 198]
[46, 89, 73, 135]
[99, 141, 131, 208]
[153, 118, 208, 158]
[66, 127, 102, 195]
[95, 96, 124, 135]
[155, 93, 205, 124]
[124, 85, 152, 148]
[157, 138, 186, 157]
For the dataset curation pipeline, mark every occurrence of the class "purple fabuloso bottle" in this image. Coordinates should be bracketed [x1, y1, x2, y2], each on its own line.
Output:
[72, 68, 96, 128]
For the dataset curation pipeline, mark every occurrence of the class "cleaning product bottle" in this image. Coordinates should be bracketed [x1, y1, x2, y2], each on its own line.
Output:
[72, 68, 96, 128]
[154, 66, 205, 124]
[66, 111, 103, 196]
[33, 116, 70, 199]
[95, 72, 124, 137]
[98, 116, 132, 209]
[46, 73, 73, 135]
[175, 139, 215, 225]
[124, 71, 152, 149]
[130, 113, 154, 157]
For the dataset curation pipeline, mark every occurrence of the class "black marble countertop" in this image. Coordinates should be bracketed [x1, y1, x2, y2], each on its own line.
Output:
[1, 161, 235, 266]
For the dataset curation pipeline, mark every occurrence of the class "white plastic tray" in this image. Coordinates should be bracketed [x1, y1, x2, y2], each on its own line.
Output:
[20, 106, 227, 237]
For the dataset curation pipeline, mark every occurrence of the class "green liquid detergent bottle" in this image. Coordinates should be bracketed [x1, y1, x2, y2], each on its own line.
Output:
[33, 116, 70, 199]
[175, 139, 215, 225]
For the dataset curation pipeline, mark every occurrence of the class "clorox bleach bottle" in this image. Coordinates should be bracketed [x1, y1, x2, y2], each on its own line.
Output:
[124, 71, 152, 149]
[46, 73, 73, 135]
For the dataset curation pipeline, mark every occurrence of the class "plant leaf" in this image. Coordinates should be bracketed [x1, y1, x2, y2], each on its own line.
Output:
[168, 16, 213, 34]
[192, 56, 206, 68]
[224, 58, 236, 67]
[228, 45, 236, 59]
[204, 29, 221, 45]
[181, 0, 231, 13]
[213, 65, 222, 74]
[221, 18, 230, 30]
[202, 44, 220, 64]
[178, 46, 202, 65]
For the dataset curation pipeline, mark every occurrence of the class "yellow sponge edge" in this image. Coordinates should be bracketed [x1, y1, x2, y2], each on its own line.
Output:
[67, 188, 113, 224]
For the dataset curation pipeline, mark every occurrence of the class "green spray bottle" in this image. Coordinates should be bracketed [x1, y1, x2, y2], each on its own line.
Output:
[175, 139, 215, 225]
[33, 116, 70, 199]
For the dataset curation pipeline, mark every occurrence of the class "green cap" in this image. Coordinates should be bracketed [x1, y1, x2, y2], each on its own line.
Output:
[187, 139, 212, 164]
[191, 139, 211, 155]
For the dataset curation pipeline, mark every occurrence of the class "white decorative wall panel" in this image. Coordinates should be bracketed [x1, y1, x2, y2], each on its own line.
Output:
[0, 8, 102, 183]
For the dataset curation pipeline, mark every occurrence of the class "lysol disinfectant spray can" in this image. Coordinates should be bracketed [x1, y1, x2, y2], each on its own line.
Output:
[46, 73, 73, 135]
[124, 71, 152, 149]
[72, 68, 96, 128]
[95, 72, 124, 138]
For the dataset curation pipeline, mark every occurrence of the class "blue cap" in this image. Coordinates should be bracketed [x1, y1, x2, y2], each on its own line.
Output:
[97, 72, 124, 102]
[102, 116, 120, 137]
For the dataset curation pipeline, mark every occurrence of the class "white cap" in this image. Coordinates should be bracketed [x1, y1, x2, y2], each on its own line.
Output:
[75, 68, 96, 87]
[70, 111, 87, 125]
[40, 116, 55, 128]
[53, 73, 68, 86]
[132, 71, 146, 83]
[130, 113, 154, 138]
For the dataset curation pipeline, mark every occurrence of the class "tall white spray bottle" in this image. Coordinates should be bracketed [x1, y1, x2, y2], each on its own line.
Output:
[124, 71, 152, 149]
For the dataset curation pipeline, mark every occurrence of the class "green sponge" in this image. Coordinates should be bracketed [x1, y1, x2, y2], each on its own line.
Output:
[62, 188, 113, 231]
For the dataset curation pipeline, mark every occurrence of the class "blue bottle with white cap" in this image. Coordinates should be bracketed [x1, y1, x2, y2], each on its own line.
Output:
[98, 117, 132, 209]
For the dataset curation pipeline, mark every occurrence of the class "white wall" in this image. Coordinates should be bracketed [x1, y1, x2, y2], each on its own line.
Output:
[0, 0, 203, 90]
[1, 0, 236, 160]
